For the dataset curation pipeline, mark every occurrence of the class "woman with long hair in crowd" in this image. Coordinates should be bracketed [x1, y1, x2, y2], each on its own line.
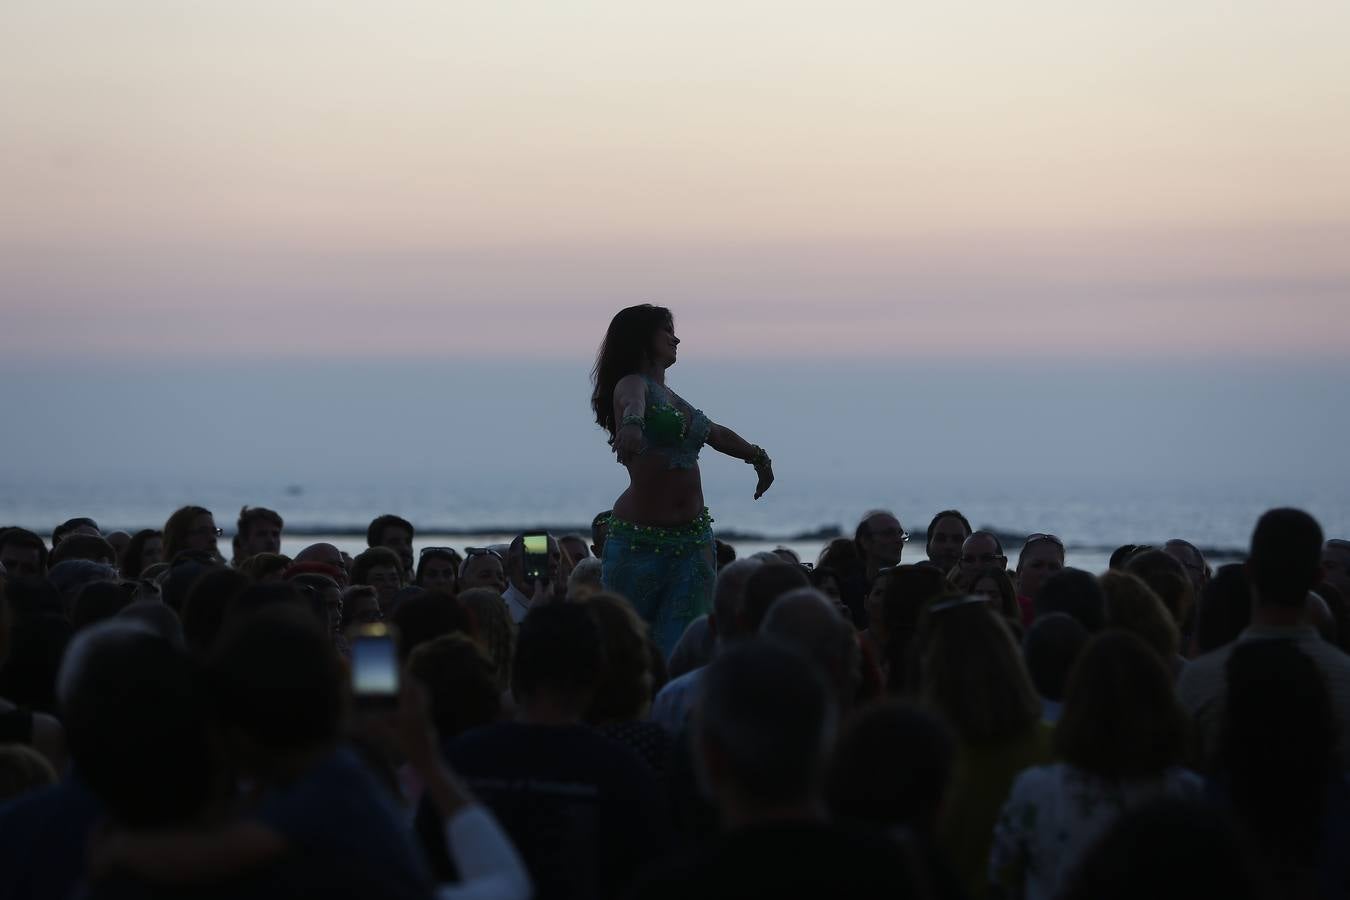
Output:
[591, 304, 774, 654]
[989, 630, 1199, 900]
[916, 598, 1053, 899]
[161, 507, 221, 566]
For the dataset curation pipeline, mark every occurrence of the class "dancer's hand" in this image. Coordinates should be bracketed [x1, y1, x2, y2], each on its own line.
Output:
[754, 461, 774, 500]
[614, 425, 645, 465]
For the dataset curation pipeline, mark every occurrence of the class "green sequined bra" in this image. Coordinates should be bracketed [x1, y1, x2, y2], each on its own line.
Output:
[639, 376, 710, 469]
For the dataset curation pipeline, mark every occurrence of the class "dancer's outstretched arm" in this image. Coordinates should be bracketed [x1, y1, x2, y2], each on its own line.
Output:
[707, 422, 774, 499]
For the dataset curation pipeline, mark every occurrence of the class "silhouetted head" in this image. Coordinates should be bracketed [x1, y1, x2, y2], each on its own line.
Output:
[1016, 533, 1066, 601]
[407, 634, 501, 741]
[162, 506, 219, 564]
[1054, 631, 1188, 778]
[1022, 612, 1089, 703]
[59, 622, 214, 827]
[1035, 567, 1105, 632]
[740, 561, 810, 635]
[366, 514, 414, 575]
[52, 517, 99, 547]
[826, 701, 955, 837]
[1247, 508, 1324, 609]
[235, 506, 283, 562]
[918, 599, 1041, 743]
[925, 509, 972, 573]
[762, 588, 861, 713]
[0, 528, 49, 579]
[1126, 550, 1193, 631]
[855, 510, 908, 569]
[511, 601, 604, 715]
[121, 529, 163, 578]
[959, 531, 1007, 577]
[579, 591, 655, 724]
[206, 606, 343, 771]
[49, 534, 117, 569]
[591, 304, 676, 437]
[1195, 564, 1251, 653]
[694, 640, 836, 812]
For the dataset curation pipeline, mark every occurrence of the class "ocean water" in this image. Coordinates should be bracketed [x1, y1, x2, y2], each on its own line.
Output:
[4, 470, 1347, 574]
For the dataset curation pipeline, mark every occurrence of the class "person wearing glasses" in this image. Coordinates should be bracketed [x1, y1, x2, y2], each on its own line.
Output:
[854, 511, 910, 588]
[958, 531, 1008, 576]
[161, 506, 223, 565]
[592, 304, 774, 656]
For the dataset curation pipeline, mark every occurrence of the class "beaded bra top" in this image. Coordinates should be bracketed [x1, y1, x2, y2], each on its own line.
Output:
[639, 376, 710, 470]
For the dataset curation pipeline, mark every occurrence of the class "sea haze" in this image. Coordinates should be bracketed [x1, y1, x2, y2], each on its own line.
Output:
[2, 356, 1346, 553]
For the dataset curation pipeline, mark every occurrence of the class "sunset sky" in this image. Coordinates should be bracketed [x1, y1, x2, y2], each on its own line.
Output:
[4, 0, 1348, 361]
[3, 2, 1348, 518]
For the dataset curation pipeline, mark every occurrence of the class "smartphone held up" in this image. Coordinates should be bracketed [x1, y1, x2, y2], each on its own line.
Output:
[350, 622, 400, 708]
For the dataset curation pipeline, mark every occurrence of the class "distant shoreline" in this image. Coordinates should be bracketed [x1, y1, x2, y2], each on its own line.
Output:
[35, 520, 1245, 561]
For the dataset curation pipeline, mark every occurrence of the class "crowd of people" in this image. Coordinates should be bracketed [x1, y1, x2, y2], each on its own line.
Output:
[0, 501, 1349, 899]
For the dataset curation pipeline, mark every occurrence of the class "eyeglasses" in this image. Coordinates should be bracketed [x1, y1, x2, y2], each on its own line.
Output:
[870, 527, 911, 542]
[188, 527, 223, 538]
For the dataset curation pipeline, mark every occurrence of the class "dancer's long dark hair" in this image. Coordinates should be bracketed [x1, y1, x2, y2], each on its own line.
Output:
[591, 304, 672, 438]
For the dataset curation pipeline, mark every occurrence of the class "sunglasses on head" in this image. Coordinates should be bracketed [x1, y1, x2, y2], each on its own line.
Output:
[1024, 532, 1063, 548]
[464, 547, 503, 561]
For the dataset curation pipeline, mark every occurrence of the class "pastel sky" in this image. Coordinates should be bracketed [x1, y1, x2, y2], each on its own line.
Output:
[3, 0, 1349, 361]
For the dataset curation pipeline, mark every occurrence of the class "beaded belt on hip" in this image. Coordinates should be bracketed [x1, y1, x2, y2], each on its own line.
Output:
[607, 508, 714, 552]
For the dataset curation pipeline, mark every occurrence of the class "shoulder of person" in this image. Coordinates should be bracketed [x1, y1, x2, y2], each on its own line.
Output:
[1176, 645, 1231, 696]
[1011, 761, 1064, 794]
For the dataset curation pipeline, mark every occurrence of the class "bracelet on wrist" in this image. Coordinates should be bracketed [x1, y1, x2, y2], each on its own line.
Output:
[620, 414, 646, 431]
[747, 445, 771, 468]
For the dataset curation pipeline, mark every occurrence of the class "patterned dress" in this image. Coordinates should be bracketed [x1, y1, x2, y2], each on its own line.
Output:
[989, 762, 1203, 900]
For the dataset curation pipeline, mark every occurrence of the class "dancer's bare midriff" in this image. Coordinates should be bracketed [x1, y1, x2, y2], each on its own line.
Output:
[612, 454, 705, 527]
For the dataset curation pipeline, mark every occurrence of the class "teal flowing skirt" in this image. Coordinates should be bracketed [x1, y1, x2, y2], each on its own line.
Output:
[601, 509, 716, 657]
